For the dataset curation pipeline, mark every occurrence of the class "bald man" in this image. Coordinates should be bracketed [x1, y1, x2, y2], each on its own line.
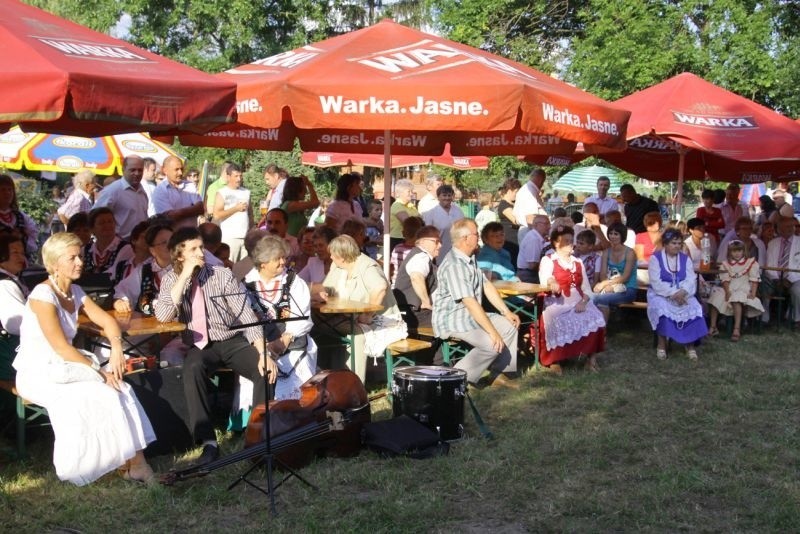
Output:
[152, 156, 204, 228]
[94, 155, 149, 239]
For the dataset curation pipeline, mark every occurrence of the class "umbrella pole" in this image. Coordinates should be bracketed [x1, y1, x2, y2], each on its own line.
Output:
[676, 148, 687, 219]
[383, 130, 392, 279]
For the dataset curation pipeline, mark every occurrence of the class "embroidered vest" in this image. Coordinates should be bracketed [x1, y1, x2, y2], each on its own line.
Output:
[655, 252, 687, 287]
[552, 258, 584, 298]
[83, 239, 128, 275]
[394, 247, 437, 310]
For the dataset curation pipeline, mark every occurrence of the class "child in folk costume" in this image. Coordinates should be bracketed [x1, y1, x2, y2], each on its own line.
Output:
[706, 240, 764, 341]
[538, 225, 606, 372]
[647, 228, 708, 361]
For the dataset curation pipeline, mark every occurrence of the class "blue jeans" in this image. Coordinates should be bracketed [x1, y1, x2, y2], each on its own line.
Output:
[593, 287, 637, 308]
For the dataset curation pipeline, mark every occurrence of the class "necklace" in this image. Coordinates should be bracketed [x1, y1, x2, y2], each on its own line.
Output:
[666, 252, 680, 287]
[49, 275, 73, 301]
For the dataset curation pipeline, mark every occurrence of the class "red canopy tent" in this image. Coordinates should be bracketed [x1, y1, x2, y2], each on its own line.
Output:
[170, 20, 630, 274]
[0, 0, 237, 136]
[601, 73, 800, 209]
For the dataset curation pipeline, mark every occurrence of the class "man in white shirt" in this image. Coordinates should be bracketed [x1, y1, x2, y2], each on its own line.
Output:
[140, 157, 158, 217]
[583, 176, 619, 217]
[94, 155, 149, 240]
[513, 168, 547, 243]
[516, 214, 551, 283]
[422, 184, 465, 262]
[394, 225, 441, 330]
[417, 174, 443, 216]
[213, 163, 252, 262]
[761, 216, 800, 325]
[720, 184, 748, 234]
[152, 156, 204, 229]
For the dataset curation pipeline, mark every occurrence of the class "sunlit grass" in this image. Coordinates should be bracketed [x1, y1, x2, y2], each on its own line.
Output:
[1, 316, 798, 532]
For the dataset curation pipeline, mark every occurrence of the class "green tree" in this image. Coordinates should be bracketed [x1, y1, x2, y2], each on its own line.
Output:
[430, 0, 587, 72]
[567, 0, 799, 115]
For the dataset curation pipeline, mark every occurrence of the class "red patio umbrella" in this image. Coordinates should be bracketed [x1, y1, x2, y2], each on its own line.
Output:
[174, 20, 629, 156]
[0, 0, 237, 136]
[601, 73, 800, 209]
[169, 20, 630, 275]
[302, 144, 489, 170]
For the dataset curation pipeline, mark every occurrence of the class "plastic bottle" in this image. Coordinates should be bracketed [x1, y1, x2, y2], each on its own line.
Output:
[700, 232, 711, 270]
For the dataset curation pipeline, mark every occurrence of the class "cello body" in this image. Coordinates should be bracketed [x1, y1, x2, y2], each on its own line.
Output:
[244, 369, 370, 469]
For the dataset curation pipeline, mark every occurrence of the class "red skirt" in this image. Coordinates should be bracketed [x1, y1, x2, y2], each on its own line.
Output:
[535, 317, 606, 367]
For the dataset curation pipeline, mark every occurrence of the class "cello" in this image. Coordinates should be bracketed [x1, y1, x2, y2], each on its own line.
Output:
[161, 369, 370, 485]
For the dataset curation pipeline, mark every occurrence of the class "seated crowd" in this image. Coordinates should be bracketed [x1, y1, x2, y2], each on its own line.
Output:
[2, 161, 798, 487]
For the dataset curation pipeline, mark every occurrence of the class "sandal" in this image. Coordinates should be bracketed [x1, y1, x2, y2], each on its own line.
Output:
[731, 329, 740, 342]
[707, 327, 719, 337]
[656, 348, 667, 360]
[686, 348, 698, 361]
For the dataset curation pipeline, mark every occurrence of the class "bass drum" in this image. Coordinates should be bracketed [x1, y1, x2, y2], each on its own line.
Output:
[391, 366, 466, 441]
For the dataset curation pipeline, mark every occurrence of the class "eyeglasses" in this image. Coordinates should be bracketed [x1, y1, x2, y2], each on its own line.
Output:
[461, 232, 479, 239]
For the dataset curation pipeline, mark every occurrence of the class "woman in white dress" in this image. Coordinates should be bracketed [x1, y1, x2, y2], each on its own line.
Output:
[13, 233, 155, 486]
[538, 225, 606, 372]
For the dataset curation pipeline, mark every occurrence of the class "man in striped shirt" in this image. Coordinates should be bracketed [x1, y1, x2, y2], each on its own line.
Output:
[432, 219, 521, 387]
[155, 227, 277, 466]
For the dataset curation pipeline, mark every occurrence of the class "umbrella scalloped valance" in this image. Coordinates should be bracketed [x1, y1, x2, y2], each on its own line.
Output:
[0, 127, 182, 176]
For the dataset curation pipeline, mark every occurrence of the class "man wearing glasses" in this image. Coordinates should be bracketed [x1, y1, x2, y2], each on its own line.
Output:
[432, 219, 520, 388]
[394, 225, 441, 331]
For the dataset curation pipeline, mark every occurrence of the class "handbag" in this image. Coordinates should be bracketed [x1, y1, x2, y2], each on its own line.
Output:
[48, 349, 106, 384]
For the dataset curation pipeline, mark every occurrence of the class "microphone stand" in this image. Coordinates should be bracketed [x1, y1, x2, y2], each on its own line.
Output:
[210, 287, 314, 516]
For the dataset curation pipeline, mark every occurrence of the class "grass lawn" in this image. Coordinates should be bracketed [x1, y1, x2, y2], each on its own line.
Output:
[1, 317, 798, 533]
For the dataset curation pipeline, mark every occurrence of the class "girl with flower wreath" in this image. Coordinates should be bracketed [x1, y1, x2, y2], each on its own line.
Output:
[706, 240, 764, 341]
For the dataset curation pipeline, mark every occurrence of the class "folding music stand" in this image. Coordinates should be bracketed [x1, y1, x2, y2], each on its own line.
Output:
[209, 282, 313, 515]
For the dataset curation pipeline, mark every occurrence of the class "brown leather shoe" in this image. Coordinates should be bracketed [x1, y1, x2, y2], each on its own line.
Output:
[489, 373, 520, 390]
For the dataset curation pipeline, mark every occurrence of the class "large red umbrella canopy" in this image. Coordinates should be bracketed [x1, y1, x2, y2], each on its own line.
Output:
[175, 19, 630, 156]
[172, 20, 630, 277]
[0, 0, 237, 136]
[302, 144, 489, 169]
[602, 73, 800, 188]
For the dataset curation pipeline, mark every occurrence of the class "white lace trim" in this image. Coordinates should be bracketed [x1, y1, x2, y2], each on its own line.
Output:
[543, 298, 605, 350]
[646, 291, 704, 329]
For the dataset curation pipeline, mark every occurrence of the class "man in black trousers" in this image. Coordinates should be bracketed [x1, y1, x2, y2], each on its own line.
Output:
[155, 227, 277, 465]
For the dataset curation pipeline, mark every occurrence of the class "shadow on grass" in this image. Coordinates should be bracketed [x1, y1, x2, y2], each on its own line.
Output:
[1, 322, 799, 532]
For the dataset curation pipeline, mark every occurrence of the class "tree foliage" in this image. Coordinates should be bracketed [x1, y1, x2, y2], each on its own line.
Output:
[566, 0, 800, 115]
[429, 0, 587, 72]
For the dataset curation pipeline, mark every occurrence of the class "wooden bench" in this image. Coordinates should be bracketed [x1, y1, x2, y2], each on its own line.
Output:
[618, 301, 648, 311]
[383, 338, 433, 393]
[408, 325, 471, 367]
[0, 379, 49, 458]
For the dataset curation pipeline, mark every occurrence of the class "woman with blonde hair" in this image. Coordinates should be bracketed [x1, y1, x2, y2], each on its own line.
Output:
[13, 232, 155, 485]
[314, 235, 407, 382]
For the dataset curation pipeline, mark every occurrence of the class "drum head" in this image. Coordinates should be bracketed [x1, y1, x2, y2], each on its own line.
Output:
[393, 365, 467, 382]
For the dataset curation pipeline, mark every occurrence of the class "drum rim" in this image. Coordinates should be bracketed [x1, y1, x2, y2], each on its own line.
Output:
[392, 365, 467, 381]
